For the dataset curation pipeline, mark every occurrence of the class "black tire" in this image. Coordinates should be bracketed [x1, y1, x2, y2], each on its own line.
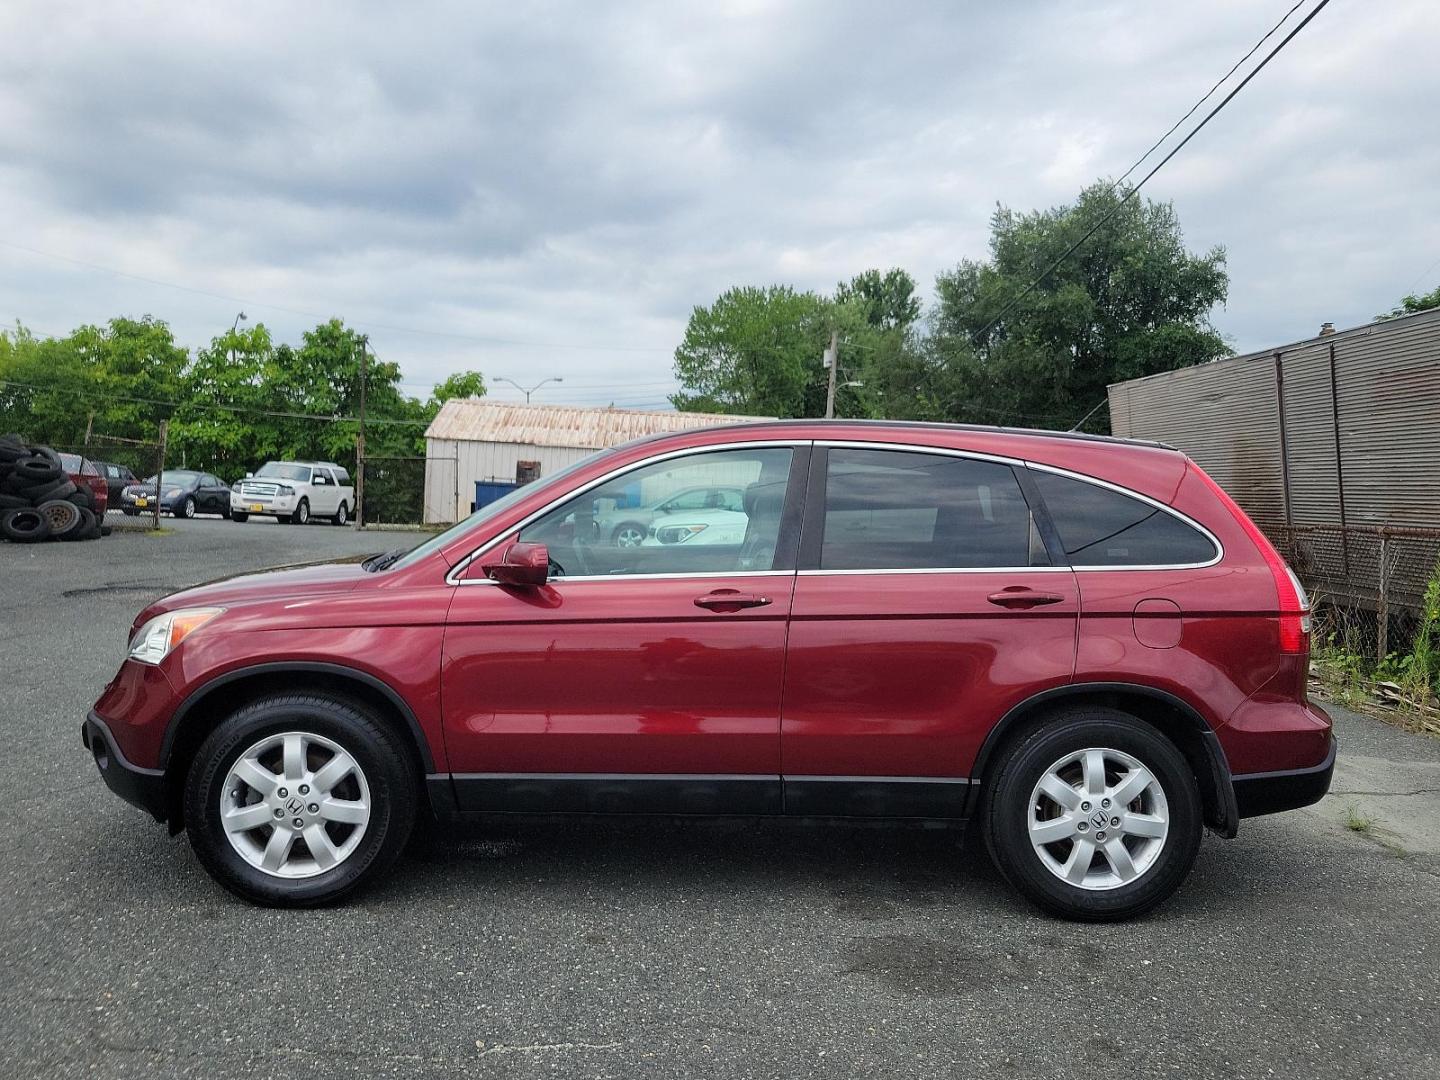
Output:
[183, 693, 418, 906]
[65, 486, 95, 510]
[1, 508, 52, 543]
[10, 456, 61, 484]
[0, 493, 27, 510]
[231, 511, 249, 522]
[14, 478, 77, 503]
[36, 498, 82, 537]
[290, 498, 309, 525]
[60, 506, 98, 541]
[982, 707, 1202, 922]
[122, 508, 139, 516]
[332, 501, 349, 526]
[177, 495, 196, 519]
[610, 521, 648, 548]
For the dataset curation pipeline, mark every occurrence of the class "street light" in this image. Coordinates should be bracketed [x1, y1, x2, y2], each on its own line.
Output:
[231, 311, 247, 333]
[495, 376, 564, 403]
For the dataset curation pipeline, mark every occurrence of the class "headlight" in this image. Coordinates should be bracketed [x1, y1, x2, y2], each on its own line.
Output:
[655, 523, 708, 544]
[165, 488, 183, 498]
[128, 607, 224, 664]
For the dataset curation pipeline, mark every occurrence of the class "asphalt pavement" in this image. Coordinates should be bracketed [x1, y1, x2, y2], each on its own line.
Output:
[1, 517, 1437, 1079]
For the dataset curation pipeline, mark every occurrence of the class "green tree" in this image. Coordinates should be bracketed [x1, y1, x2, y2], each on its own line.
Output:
[429, 370, 487, 405]
[670, 285, 835, 416]
[927, 181, 1229, 431]
[1377, 283, 1440, 320]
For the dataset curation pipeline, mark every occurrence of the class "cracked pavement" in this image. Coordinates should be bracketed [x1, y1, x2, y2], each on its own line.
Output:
[2, 518, 1438, 1079]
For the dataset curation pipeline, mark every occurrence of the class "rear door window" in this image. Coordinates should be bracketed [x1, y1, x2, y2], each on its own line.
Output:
[1029, 469, 1217, 567]
[817, 448, 1047, 570]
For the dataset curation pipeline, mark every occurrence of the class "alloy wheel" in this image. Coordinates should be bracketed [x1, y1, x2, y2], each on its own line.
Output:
[1027, 747, 1169, 891]
[218, 731, 371, 879]
[615, 526, 645, 547]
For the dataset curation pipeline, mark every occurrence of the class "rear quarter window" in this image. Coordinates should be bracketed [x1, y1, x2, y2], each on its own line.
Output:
[1030, 469, 1217, 567]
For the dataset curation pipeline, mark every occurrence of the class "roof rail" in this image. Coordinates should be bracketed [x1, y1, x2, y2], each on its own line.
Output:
[625, 418, 1174, 451]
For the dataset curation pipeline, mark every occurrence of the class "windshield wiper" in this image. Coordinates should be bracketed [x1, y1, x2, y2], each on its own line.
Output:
[362, 548, 407, 572]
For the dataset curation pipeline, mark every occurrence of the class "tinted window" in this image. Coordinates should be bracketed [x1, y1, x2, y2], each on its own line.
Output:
[521, 447, 793, 577]
[1030, 470, 1217, 567]
[332, 467, 351, 485]
[819, 449, 1045, 570]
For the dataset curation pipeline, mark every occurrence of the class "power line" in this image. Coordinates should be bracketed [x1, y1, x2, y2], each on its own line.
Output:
[0, 377, 433, 426]
[971, 0, 1333, 346]
[0, 239, 671, 353]
[1113, 0, 1309, 189]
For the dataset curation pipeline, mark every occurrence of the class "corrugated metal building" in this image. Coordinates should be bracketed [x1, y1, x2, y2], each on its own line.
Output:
[1107, 307, 1440, 614]
[421, 400, 775, 524]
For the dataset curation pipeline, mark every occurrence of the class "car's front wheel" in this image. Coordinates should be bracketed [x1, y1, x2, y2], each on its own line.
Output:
[290, 499, 309, 525]
[230, 511, 248, 522]
[178, 495, 196, 519]
[982, 707, 1201, 921]
[183, 694, 418, 906]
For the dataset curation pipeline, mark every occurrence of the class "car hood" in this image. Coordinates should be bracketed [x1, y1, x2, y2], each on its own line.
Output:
[131, 557, 373, 629]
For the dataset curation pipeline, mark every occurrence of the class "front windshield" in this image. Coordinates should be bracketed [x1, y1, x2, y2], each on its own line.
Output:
[139, 471, 200, 485]
[385, 449, 613, 572]
[256, 463, 312, 481]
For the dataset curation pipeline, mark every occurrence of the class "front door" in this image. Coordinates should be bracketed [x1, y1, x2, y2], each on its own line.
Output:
[441, 444, 805, 814]
[780, 445, 1079, 816]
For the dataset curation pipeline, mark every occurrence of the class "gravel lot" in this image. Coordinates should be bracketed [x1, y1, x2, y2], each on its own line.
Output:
[2, 518, 1438, 1079]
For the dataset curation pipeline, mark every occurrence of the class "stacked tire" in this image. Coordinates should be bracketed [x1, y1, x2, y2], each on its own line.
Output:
[0, 436, 104, 543]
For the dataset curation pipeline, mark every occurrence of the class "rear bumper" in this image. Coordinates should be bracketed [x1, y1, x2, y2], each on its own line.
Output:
[82, 712, 167, 823]
[1232, 733, 1336, 818]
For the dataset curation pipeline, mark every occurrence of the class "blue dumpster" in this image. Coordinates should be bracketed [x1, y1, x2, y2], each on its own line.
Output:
[473, 480, 519, 512]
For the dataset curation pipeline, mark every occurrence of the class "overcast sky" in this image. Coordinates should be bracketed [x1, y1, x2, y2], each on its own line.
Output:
[2, 0, 1436, 408]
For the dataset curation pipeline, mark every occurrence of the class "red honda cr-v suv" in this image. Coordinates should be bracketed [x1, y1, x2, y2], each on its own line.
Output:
[84, 421, 1334, 919]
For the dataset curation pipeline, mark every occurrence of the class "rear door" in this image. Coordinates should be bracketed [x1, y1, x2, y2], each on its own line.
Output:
[780, 444, 1079, 816]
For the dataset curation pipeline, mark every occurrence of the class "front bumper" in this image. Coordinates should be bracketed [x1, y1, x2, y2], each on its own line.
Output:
[82, 712, 167, 822]
[231, 493, 296, 513]
[1233, 733, 1337, 818]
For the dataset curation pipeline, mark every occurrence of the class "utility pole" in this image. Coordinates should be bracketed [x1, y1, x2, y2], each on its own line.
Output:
[355, 335, 368, 530]
[153, 420, 168, 531]
[823, 330, 839, 419]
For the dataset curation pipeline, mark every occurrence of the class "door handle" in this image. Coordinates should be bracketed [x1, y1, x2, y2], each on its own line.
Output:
[987, 587, 1065, 609]
[694, 590, 772, 612]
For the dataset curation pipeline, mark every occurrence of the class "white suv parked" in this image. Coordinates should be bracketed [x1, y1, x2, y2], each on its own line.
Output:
[231, 461, 354, 525]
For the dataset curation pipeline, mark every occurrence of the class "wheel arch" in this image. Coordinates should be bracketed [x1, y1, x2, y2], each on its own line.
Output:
[159, 662, 437, 832]
[968, 682, 1238, 838]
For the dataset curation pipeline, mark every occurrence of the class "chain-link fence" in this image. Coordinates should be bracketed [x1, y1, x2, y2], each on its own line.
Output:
[1268, 523, 1440, 664]
[54, 434, 167, 527]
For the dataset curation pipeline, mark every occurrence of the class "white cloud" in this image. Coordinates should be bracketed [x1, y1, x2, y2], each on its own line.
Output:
[1, 0, 1436, 406]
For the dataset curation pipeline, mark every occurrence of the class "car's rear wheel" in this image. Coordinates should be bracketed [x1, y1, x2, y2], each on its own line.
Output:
[982, 707, 1201, 921]
[183, 694, 418, 906]
[231, 511, 248, 522]
[332, 501, 349, 526]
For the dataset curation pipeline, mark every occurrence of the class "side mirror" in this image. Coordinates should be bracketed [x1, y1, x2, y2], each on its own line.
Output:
[481, 541, 549, 587]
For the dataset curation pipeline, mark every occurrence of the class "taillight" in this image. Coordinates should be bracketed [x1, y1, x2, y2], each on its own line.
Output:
[1187, 464, 1310, 655]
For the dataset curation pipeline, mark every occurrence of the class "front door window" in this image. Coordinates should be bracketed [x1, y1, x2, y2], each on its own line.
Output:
[519, 447, 794, 577]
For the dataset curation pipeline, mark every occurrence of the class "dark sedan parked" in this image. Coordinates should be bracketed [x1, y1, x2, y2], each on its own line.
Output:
[92, 461, 139, 507]
[120, 470, 232, 519]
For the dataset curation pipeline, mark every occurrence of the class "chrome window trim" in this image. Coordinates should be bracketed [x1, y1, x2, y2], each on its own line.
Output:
[810, 439, 1222, 573]
[797, 566, 1072, 577]
[445, 440, 806, 587]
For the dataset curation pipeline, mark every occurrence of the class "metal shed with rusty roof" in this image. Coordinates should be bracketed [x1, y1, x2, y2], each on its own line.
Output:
[421, 400, 775, 523]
